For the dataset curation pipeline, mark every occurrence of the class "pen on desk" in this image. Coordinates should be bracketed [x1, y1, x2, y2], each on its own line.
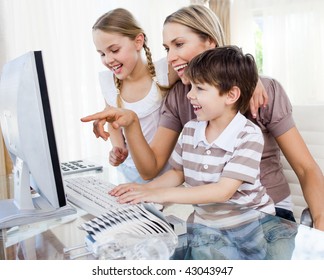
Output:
[63, 243, 87, 254]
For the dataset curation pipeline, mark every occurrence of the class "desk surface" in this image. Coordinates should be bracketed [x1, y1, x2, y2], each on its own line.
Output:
[1, 172, 324, 260]
[1, 204, 324, 260]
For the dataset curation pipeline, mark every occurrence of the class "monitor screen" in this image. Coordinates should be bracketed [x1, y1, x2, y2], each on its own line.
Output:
[0, 51, 75, 229]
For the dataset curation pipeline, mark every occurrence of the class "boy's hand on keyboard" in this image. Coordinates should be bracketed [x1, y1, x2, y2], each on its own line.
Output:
[117, 186, 165, 205]
[109, 182, 144, 197]
[109, 147, 128, 166]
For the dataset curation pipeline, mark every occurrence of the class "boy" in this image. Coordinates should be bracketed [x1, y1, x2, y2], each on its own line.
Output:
[111, 46, 275, 226]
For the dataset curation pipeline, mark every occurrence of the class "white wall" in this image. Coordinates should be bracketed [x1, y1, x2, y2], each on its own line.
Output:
[0, 0, 189, 171]
[230, 0, 324, 106]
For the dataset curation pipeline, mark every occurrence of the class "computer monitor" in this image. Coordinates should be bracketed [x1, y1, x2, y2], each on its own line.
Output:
[0, 51, 76, 229]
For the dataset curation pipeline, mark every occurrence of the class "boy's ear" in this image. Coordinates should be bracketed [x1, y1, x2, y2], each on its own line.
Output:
[207, 37, 217, 49]
[134, 33, 145, 51]
[226, 86, 241, 105]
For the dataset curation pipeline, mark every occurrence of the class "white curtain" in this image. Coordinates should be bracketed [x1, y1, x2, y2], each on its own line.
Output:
[0, 0, 189, 183]
[231, 0, 324, 105]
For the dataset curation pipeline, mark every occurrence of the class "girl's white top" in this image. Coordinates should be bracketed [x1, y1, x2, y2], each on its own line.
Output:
[98, 57, 169, 168]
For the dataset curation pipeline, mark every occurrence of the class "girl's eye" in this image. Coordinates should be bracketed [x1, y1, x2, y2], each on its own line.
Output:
[175, 42, 184, 48]
[111, 49, 119, 53]
[164, 47, 169, 53]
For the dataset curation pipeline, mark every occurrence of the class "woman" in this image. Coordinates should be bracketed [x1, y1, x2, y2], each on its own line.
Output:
[82, 5, 324, 230]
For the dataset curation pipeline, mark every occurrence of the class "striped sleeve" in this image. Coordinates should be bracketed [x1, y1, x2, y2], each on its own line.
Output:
[221, 124, 264, 184]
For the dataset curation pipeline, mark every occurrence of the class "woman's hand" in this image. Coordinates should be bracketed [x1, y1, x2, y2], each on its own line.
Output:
[250, 78, 268, 118]
[81, 106, 138, 140]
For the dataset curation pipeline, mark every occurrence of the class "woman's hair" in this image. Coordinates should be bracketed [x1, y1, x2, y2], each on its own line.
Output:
[164, 4, 226, 48]
[185, 46, 258, 114]
[93, 8, 167, 107]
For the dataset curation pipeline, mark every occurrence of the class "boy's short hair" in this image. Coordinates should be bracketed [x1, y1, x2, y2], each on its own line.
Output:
[185, 46, 258, 114]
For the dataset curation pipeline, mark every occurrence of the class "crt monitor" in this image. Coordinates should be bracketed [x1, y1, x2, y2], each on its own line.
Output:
[0, 51, 76, 229]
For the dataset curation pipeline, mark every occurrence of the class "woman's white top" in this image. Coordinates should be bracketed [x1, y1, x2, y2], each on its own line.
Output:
[98, 57, 169, 168]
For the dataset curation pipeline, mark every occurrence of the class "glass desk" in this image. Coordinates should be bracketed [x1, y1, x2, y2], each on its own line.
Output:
[171, 209, 324, 260]
[1, 171, 324, 260]
[1, 203, 324, 260]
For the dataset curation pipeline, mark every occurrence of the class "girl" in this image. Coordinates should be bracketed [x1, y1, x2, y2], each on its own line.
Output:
[92, 8, 177, 183]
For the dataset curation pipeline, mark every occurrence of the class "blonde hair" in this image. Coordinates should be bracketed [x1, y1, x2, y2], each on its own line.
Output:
[164, 4, 226, 47]
[93, 8, 168, 107]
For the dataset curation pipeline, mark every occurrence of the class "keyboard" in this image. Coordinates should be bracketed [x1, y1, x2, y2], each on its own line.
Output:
[63, 175, 178, 260]
[64, 175, 126, 216]
[64, 175, 164, 216]
[61, 160, 103, 175]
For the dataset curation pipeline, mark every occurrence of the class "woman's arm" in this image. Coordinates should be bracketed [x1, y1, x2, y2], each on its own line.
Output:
[124, 124, 179, 180]
[276, 127, 324, 231]
[81, 107, 180, 179]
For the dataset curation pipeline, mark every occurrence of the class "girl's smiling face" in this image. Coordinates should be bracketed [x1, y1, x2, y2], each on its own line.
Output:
[93, 29, 143, 80]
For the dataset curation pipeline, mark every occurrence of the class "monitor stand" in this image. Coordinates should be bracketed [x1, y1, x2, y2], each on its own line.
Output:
[0, 158, 76, 230]
[0, 198, 76, 230]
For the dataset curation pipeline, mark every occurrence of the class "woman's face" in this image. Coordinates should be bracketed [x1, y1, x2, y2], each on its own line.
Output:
[163, 22, 216, 84]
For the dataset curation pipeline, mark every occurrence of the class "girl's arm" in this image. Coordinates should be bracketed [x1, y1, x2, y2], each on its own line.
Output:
[108, 123, 128, 166]
[104, 101, 127, 166]
[108, 123, 124, 147]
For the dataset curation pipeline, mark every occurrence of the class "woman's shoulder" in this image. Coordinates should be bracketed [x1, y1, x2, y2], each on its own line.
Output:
[259, 75, 287, 97]
[258, 75, 294, 134]
[167, 80, 190, 99]
[163, 80, 191, 114]
[259, 75, 292, 109]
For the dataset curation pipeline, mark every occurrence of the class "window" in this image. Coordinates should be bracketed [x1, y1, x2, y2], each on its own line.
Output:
[231, 0, 324, 105]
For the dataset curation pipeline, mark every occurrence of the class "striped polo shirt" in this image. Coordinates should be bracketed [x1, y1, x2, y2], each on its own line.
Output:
[169, 112, 275, 226]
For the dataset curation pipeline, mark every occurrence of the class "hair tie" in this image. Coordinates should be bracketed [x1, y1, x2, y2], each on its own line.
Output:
[152, 76, 159, 85]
